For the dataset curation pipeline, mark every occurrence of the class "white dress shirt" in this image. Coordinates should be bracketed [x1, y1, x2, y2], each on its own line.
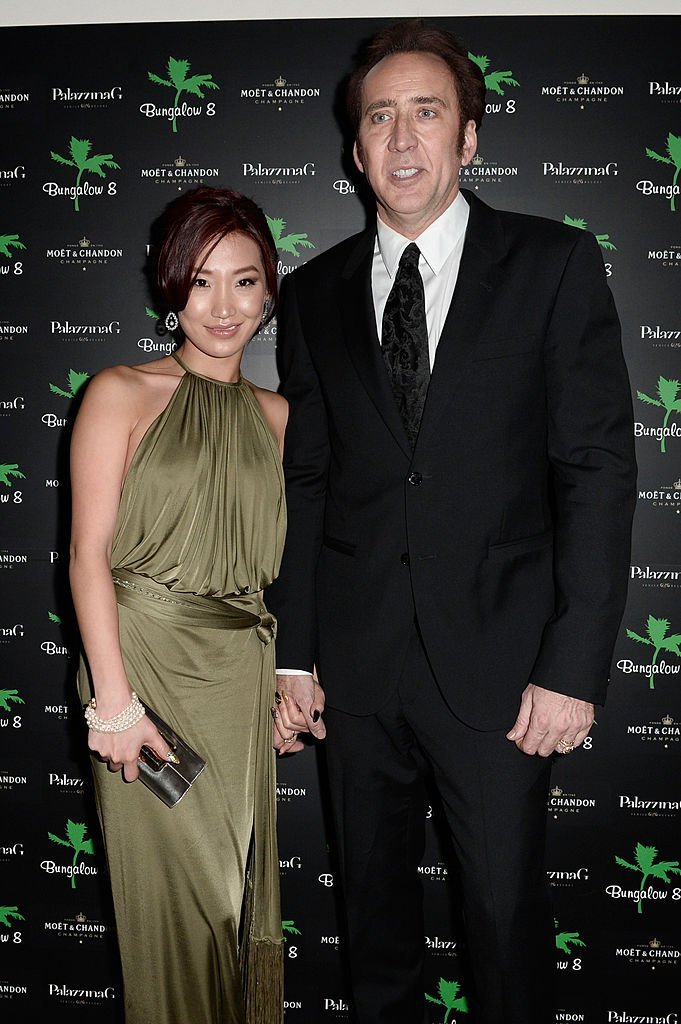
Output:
[373, 190, 470, 367]
[278, 191, 470, 677]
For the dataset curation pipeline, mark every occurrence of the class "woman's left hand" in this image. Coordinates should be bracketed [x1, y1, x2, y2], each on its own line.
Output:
[271, 673, 325, 755]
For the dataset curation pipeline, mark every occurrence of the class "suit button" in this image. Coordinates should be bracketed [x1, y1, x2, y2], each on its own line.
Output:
[400, 552, 410, 566]
[408, 471, 422, 486]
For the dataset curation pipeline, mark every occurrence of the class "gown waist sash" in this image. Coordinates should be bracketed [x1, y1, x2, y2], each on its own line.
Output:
[112, 567, 276, 643]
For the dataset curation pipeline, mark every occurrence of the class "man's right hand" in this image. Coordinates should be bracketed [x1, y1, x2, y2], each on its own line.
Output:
[272, 672, 326, 754]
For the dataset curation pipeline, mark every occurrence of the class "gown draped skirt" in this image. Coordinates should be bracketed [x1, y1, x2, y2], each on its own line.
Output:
[77, 355, 286, 1024]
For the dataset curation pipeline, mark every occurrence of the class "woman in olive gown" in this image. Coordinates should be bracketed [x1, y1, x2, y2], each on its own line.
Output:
[69, 187, 294, 1024]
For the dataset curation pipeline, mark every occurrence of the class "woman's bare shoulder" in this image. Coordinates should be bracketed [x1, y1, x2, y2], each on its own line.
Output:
[246, 381, 287, 411]
[247, 382, 288, 418]
[245, 382, 289, 446]
[83, 358, 182, 403]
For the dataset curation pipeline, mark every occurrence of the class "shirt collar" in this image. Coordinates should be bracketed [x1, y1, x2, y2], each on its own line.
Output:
[376, 191, 469, 279]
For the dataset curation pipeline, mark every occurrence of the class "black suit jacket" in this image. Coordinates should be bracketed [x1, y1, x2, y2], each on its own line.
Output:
[266, 190, 637, 729]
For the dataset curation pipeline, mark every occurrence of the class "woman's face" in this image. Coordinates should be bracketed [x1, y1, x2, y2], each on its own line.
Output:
[178, 231, 268, 365]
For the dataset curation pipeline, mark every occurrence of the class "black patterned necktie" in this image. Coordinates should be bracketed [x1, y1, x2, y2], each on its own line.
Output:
[381, 242, 430, 448]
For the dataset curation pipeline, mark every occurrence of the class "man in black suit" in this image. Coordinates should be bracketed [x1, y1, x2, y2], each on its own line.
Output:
[266, 19, 636, 1024]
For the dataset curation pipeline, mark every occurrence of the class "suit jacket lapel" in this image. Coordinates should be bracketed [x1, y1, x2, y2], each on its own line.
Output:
[339, 229, 412, 459]
[416, 191, 507, 451]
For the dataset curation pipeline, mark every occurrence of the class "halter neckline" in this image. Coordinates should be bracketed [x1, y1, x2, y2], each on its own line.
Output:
[172, 350, 243, 387]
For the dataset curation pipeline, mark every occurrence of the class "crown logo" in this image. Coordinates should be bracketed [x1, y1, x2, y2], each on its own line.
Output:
[274, 75, 286, 87]
[472, 153, 484, 166]
[551, 786, 563, 797]
[75, 911, 86, 923]
[174, 155, 186, 167]
[577, 72, 589, 85]
[78, 236, 91, 248]
[649, 937, 662, 948]
[673, 478, 681, 490]
[661, 714, 673, 725]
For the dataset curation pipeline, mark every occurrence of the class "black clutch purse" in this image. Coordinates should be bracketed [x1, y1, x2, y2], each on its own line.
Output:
[137, 704, 207, 808]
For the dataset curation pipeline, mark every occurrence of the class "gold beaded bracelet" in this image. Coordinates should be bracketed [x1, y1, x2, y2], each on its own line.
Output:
[84, 691, 146, 733]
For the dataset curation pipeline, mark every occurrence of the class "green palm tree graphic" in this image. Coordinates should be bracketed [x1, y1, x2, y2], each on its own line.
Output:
[0, 906, 25, 927]
[468, 53, 519, 95]
[563, 215, 617, 250]
[0, 689, 25, 712]
[425, 978, 469, 1022]
[646, 132, 681, 212]
[626, 615, 681, 689]
[50, 137, 120, 213]
[49, 369, 90, 399]
[555, 928, 586, 955]
[145, 306, 159, 320]
[48, 820, 95, 890]
[615, 843, 681, 914]
[147, 58, 220, 134]
[0, 463, 25, 487]
[282, 920, 301, 939]
[48, 611, 62, 624]
[266, 216, 315, 258]
[636, 376, 681, 453]
[0, 234, 26, 258]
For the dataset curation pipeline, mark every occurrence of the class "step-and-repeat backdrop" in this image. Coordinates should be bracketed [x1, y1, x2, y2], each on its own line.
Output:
[1, 14, 680, 1024]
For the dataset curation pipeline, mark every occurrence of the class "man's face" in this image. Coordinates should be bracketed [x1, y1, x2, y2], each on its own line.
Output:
[353, 51, 477, 239]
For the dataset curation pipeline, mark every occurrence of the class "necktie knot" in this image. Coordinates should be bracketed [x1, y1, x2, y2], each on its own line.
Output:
[399, 242, 421, 272]
[399, 240, 419, 270]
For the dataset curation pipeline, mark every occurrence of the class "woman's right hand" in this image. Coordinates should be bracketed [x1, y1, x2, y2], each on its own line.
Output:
[88, 716, 176, 782]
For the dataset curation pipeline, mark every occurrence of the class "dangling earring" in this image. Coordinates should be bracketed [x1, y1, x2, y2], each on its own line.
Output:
[261, 298, 272, 323]
[165, 310, 179, 332]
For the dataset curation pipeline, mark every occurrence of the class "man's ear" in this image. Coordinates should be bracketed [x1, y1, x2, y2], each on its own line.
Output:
[353, 139, 365, 175]
[460, 120, 478, 168]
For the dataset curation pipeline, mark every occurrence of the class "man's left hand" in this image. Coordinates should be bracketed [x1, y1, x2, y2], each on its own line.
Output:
[506, 683, 595, 757]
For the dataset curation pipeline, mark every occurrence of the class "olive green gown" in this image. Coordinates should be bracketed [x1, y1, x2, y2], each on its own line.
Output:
[77, 353, 286, 1024]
